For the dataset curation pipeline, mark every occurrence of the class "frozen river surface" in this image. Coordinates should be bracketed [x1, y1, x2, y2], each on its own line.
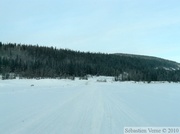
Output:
[0, 77, 180, 134]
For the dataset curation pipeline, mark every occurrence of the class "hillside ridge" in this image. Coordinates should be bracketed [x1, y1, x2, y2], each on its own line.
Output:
[0, 42, 180, 82]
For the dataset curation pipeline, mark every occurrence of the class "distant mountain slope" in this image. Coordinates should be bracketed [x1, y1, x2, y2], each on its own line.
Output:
[0, 42, 180, 81]
[114, 53, 180, 70]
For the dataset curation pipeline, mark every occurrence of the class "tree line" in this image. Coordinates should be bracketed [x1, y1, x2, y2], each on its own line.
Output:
[0, 42, 180, 82]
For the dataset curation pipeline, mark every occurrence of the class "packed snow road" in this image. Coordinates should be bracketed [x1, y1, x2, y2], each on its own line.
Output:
[0, 77, 180, 134]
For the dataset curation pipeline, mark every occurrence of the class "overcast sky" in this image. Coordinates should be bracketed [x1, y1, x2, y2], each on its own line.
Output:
[1, 0, 180, 62]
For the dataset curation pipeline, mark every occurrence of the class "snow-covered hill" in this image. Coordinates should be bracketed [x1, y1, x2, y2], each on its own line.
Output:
[0, 77, 180, 134]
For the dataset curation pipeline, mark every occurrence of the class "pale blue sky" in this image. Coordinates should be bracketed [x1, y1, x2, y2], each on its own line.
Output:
[1, 0, 180, 62]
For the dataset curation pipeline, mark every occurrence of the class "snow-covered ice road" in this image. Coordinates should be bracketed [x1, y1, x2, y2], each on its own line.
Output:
[0, 77, 180, 134]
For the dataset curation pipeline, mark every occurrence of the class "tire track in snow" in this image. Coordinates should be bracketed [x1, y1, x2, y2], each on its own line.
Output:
[103, 87, 150, 126]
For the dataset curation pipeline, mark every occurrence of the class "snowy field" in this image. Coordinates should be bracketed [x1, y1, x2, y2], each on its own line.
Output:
[0, 77, 180, 134]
